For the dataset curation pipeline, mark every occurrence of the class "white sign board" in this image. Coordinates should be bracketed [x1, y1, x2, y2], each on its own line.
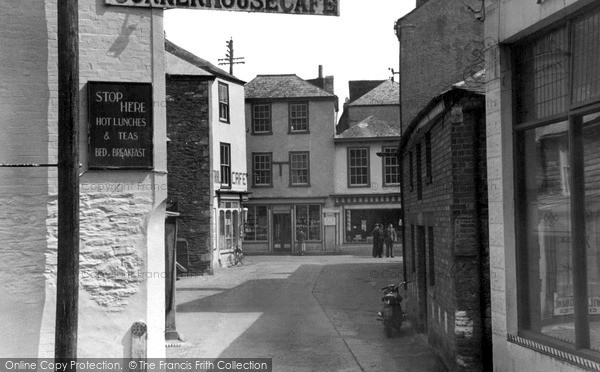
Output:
[105, 0, 339, 16]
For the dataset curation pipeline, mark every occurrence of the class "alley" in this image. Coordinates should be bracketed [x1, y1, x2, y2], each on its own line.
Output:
[167, 256, 446, 372]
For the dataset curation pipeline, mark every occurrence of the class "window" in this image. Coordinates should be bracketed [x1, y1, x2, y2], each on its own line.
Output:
[416, 143, 423, 200]
[289, 152, 310, 186]
[289, 102, 309, 132]
[425, 132, 432, 184]
[218, 82, 229, 122]
[295, 205, 321, 240]
[252, 153, 272, 187]
[427, 227, 435, 286]
[382, 146, 400, 186]
[409, 151, 414, 191]
[244, 206, 268, 241]
[348, 147, 369, 187]
[220, 143, 231, 188]
[514, 5, 600, 353]
[252, 104, 271, 134]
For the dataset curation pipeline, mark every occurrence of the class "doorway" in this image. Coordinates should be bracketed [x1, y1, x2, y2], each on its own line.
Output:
[273, 212, 292, 251]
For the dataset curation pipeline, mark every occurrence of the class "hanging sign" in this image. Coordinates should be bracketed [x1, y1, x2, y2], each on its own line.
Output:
[88, 82, 153, 169]
[105, 0, 339, 16]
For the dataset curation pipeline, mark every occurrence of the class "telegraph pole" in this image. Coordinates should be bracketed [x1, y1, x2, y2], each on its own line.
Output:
[56, 0, 80, 362]
[218, 38, 245, 75]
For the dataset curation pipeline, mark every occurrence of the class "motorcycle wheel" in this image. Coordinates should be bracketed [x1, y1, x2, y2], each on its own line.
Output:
[383, 320, 393, 338]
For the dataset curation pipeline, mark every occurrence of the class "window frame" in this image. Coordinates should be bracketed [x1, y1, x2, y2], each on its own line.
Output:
[295, 204, 321, 241]
[252, 103, 272, 135]
[382, 146, 400, 187]
[513, 4, 600, 356]
[347, 147, 370, 187]
[289, 151, 310, 187]
[220, 142, 231, 189]
[244, 205, 268, 242]
[288, 102, 309, 133]
[218, 82, 230, 123]
[252, 152, 273, 188]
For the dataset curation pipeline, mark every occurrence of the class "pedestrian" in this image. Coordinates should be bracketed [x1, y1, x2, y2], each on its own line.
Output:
[297, 229, 306, 256]
[377, 223, 385, 257]
[372, 223, 384, 258]
[384, 223, 397, 258]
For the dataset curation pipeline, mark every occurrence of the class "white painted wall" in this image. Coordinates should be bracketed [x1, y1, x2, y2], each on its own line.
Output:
[0, 0, 166, 358]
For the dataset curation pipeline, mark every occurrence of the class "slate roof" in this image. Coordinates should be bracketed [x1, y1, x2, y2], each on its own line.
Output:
[335, 115, 400, 139]
[245, 74, 336, 100]
[348, 80, 399, 106]
[165, 39, 245, 85]
[348, 80, 386, 103]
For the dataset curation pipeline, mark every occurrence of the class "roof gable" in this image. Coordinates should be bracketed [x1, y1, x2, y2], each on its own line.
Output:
[336, 115, 400, 139]
[245, 74, 336, 100]
[348, 80, 399, 106]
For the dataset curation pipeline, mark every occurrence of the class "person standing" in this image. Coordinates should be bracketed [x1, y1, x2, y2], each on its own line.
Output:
[384, 223, 397, 258]
[372, 223, 384, 258]
[297, 229, 306, 256]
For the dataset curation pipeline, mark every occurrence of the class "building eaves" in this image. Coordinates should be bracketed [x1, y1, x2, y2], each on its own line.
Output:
[245, 74, 336, 100]
[165, 39, 246, 85]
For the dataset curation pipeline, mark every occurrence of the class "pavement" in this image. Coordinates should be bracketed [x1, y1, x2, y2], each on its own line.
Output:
[166, 254, 447, 372]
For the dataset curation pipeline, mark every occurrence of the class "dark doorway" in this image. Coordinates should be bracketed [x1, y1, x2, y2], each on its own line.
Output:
[273, 212, 292, 251]
[417, 226, 428, 332]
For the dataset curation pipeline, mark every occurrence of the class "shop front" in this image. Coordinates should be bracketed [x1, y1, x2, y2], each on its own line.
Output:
[243, 200, 331, 254]
[215, 190, 249, 267]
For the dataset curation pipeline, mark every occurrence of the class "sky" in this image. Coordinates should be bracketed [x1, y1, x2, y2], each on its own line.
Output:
[163, 1, 416, 113]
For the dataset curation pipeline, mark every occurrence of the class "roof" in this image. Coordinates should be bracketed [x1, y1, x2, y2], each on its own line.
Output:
[245, 74, 336, 100]
[348, 80, 399, 106]
[348, 80, 386, 103]
[399, 70, 486, 152]
[335, 115, 400, 140]
[165, 39, 245, 85]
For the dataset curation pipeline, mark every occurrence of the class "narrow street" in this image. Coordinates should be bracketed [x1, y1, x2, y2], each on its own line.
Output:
[167, 255, 446, 372]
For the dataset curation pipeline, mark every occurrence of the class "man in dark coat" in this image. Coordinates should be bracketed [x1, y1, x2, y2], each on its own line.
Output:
[372, 223, 384, 258]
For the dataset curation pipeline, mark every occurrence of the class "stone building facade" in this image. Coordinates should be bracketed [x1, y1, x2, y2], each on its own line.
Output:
[400, 84, 490, 371]
[485, 0, 600, 370]
[0, 0, 167, 357]
[166, 40, 247, 274]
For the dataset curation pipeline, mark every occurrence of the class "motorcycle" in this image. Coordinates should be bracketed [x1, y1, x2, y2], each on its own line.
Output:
[376, 281, 409, 338]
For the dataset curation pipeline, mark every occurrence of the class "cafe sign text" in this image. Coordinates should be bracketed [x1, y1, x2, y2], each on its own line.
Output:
[105, 0, 339, 16]
[88, 82, 153, 169]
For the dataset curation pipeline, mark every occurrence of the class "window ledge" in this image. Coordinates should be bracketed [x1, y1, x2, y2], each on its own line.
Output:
[508, 333, 600, 370]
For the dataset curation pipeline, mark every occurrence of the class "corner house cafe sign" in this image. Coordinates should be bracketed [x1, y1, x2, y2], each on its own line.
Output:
[105, 0, 339, 16]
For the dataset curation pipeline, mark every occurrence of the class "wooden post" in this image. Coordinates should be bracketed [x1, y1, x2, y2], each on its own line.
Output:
[55, 0, 80, 363]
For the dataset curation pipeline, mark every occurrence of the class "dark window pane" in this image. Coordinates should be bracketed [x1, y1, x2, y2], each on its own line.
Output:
[572, 8, 600, 104]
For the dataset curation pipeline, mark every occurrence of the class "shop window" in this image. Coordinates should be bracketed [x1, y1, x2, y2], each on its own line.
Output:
[348, 147, 369, 187]
[344, 209, 401, 243]
[289, 102, 308, 132]
[290, 152, 310, 186]
[220, 143, 231, 188]
[252, 152, 272, 187]
[244, 205, 268, 241]
[219, 210, 234, 250]
[218, 82, 229, 123]
[382, 146, 400, 186]
[514, 5, 600, 353]
[296, 205, 320, 241]
[252, 104, 271, 134]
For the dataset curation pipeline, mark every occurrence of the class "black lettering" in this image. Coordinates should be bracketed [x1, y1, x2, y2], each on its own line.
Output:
[176, 0, 189, 5]
[294, 0, 308, 13]
[265, 0, 278, 11]
[308, 0, 317, 13]
[222, 0, 234, 7]
[250, 0, 263, 9]
[214, 0, 222, 7]
[279, 0, 293, 12]
[237, 0, 249, 8]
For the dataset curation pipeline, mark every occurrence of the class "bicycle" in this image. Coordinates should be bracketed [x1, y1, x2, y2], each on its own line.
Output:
[228, 245, 244, 266]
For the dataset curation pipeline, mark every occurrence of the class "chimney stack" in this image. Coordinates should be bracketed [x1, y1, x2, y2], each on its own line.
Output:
[318, 65, 323, 79]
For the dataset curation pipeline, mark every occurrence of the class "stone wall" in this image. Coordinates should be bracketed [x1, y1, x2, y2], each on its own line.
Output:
[166, 75, 212, 274]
